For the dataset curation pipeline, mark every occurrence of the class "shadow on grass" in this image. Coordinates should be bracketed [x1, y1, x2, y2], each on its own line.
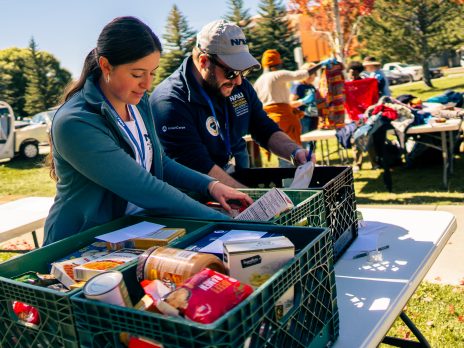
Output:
[2, 154, 48, 170]
[353, 153, 464, 204]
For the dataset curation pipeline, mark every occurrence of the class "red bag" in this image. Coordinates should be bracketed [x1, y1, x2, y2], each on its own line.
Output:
[162, 268, 253, 324]
[344, 78, 379, 121]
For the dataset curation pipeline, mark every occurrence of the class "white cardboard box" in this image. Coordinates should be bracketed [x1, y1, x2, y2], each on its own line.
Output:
[223, 236, 295, 320]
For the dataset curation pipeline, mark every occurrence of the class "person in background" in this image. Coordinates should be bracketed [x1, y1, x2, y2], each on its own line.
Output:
[361, 56, 391, 97]
[44, 17, 252, 245]
[289, 62, 319, 135]
[346, 60, 364, 81]
[150, 20, 314, 188]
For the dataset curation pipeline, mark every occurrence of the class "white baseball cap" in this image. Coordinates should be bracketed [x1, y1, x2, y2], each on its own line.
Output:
[196, 20, 261, 71]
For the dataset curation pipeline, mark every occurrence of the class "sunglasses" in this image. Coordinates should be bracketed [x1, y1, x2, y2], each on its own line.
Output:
[208, 54, 256, 80]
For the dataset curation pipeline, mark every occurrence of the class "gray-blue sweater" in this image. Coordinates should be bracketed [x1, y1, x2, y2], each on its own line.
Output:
[44, 76, 227, 245]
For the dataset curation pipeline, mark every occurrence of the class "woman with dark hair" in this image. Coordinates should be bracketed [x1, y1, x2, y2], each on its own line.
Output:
[44, 17, 251, 245]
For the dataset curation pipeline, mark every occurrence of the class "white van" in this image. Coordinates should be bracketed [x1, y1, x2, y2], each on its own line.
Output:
[0, 101, 49, 160]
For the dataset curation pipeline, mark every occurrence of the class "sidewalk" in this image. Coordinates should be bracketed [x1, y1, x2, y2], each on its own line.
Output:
[359, 204, 464, 286]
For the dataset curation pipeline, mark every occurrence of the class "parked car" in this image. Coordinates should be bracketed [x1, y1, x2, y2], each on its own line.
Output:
[429, 67, 444, 79]
[0, 102, 52, 160]
[382, 69, 412, 85]
[383, 62, 423, 81]
[28, 108, 57, 133]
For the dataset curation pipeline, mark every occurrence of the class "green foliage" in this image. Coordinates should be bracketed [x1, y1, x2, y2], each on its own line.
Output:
[224, 0, 253, 43]
[358, 0, 464, 86]
[249, 0, 299, 79]
[0, 48, 31, 115]
[153, 5, 195, 87]
[0, 39, 71, 116]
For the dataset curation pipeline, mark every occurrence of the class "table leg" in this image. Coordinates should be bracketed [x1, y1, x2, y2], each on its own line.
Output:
[448, 130, 454, 174]
[382, 311, 431, 347]
[441, 131, 449, 189]
[324, 139, 331, 165]
[32, 230, 39, 248]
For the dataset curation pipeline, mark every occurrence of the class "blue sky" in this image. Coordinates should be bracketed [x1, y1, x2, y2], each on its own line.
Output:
[0, 0, 262, 78]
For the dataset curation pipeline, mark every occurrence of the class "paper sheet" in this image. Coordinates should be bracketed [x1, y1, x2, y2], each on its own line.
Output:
[96, 221, 165, 243]
[289, 161, 314, 189]
[198, 230, 267, 254]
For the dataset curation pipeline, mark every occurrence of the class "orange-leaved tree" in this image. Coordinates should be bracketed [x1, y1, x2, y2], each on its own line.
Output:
[288, 0, 374, 62]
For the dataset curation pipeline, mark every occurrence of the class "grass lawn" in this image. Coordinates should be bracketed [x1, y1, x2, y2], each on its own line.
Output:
[390, 73, 464, 100]
[0, 74, 463, 346]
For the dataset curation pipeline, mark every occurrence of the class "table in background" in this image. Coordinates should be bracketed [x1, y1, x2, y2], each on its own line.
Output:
[334, 208, 457, 348]
[0, 197, 54, 250]
[300, 129, 349, 165]
[405, 118, 462, 188]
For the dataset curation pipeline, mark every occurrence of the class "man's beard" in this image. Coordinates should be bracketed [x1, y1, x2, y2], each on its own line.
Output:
[202, 66, 234, 98]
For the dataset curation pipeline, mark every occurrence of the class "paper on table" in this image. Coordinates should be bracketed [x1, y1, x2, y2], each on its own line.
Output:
[341, 221, 389, 259]
[96, 221, 165, 243]
[198, 230, 267, 254]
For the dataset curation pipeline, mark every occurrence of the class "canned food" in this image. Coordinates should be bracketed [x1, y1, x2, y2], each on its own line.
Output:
[136, 247, 225, 290]
[83, 270, 132, 307]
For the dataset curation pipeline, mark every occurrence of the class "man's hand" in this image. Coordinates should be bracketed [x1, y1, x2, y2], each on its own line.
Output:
[292, 148, 316, 166]
[208, 181, 253, 214]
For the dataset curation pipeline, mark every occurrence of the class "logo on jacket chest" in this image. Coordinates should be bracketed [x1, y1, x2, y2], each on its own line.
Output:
[206, 116, 219, 136]
[229, 92, 248, 117]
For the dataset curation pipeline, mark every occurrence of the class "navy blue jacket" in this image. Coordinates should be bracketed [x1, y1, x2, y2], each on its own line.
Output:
[150, 57, 280, 174]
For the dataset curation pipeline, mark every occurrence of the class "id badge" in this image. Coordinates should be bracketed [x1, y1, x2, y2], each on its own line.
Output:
[224, 157, 236, 174]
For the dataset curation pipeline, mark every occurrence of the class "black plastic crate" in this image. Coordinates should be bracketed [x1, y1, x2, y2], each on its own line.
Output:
[0, 216, 212, 348]
[71, 223, 339, 348]
[232, 166, 358, 260]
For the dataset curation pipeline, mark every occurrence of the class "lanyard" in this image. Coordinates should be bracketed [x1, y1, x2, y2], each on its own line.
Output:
[96, 84, 146, 169]
[196, 85, 232, 160]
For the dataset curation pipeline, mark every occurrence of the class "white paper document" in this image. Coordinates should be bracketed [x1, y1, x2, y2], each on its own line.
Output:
[290, 161, 314, 189]
[96, 221, 165, 243]
[198, 230, 267, 254]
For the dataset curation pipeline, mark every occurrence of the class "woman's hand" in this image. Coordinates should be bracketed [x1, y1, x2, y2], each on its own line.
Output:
[208, 181, 253, 214]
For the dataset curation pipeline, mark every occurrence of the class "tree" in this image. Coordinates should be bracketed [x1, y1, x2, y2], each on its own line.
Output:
[0, 41, 71, 116]
[153, 5, 195, 86]
[289, 0, 375, 62]
[359, 0, 464, 87]
[0, 48, 30, 115]
[251, 0, 300, 75]
[224, 0, 253, 40]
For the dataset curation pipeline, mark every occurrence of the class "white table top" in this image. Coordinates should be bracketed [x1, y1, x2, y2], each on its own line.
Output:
[333, 208, 457, 348]
[0, 197, 54, 243]
[300, 129, 337, 142]
[406, 118, 462, 134]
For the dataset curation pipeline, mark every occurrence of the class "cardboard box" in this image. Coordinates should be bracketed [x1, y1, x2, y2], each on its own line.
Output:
[235, 188, 294, 221]
[223, 236, 295, 320]
[106, 228, 186, 250]
[73, 249, 144, 281]
[186, 229, 281, 259]
[51, 251, 109, 289]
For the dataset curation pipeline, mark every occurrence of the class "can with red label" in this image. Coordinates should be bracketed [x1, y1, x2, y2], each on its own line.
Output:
[83, 270, 132, 307]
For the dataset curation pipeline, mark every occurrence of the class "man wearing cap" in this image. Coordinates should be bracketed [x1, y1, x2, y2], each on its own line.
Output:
[361, 56, 391, 97]
[150, 20, 314, 188]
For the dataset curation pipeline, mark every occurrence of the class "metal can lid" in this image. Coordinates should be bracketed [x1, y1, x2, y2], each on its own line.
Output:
[136, 246, 159, 283]
[83, 271, 123, 296]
